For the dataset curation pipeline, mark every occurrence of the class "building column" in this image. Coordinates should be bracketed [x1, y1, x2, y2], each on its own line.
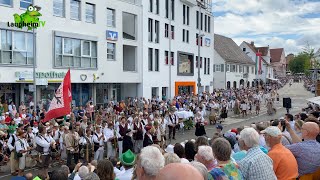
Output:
[92, 83, 96, 106]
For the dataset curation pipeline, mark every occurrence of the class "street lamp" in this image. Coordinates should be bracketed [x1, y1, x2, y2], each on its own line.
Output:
[197, 33, 205, 97]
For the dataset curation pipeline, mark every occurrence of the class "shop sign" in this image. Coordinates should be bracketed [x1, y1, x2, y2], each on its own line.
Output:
[205, 38, 211, 47]
[15, 71, 66, 80]
[106, 30, 118, 41]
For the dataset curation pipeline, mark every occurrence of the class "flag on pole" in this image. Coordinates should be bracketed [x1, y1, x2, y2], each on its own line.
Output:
[256, 51, 262, 75]
[42, 69, 72, 123]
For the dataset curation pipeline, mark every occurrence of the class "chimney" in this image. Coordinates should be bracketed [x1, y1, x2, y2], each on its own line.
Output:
[250, 41, 254, 46]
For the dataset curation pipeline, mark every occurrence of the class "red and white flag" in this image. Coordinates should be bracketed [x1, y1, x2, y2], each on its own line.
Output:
[42, 69, 72, 123]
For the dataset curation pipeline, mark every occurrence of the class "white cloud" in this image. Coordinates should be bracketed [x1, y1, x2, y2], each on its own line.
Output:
[213, 0, 320, 54]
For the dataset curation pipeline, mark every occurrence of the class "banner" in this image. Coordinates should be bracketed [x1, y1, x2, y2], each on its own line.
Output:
[42, 69, 72, 123]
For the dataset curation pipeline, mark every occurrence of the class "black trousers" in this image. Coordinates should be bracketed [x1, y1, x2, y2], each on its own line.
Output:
[168, 126, 176, 139]
[67, 151, 79, 167]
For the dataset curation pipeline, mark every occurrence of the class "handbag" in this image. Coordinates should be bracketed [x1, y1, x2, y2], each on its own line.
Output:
[14, 151, 23, 159]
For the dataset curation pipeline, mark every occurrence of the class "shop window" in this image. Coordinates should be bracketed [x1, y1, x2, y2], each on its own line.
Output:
[54, 36, 97, 68]
[0, 30, 34, 65]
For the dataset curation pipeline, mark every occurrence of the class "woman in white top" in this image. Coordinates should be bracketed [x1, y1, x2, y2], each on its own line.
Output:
[14, 113, 22, 125]
[194, 112, 206, 137]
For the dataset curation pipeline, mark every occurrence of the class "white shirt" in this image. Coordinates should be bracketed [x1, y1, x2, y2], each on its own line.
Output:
[14, 117, 22, 125]
[32, 127, 39, 134]
[92, 132, 104, 150]
[8, 134, 18, 151]
[35, 134, 52, 155]
[79, 135, 92, 145]
[116, 168, 134, 180]
[15, 138, 29, 155]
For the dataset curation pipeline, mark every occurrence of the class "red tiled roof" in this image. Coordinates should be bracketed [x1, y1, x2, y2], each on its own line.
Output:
[270, 48, 284, 63]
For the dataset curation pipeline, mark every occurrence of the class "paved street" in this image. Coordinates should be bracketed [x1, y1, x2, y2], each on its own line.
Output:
[0, 82, 313, 179]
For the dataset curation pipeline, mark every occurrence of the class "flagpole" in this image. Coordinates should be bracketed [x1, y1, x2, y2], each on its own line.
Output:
[33, 28, 37, 114]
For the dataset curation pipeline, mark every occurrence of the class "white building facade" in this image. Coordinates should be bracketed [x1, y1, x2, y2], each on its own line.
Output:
[0, 0, 214, 107]
[0, 0, 143, 107]
[240, 42, 274, 83]
[142, 0, 214, 99]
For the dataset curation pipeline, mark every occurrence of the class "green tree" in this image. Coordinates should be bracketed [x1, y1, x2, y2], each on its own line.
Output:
[288, 53, 310, 74]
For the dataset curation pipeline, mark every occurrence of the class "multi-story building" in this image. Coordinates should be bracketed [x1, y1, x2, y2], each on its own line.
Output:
[240, 41, 275, 83]
[270, 48, 286, 78]
[0, 0, 142, 107]
[0, 0, 214, 107]
[142, 0, 214, 99]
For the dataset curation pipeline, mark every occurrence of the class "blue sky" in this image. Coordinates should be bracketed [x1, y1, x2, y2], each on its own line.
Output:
[212, 0, 320, 55]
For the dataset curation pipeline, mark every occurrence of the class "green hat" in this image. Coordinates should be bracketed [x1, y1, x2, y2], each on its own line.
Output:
[120, 149, 136, 166]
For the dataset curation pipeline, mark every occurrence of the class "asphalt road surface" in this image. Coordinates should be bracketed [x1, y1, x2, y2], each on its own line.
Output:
[0, 82, 313, 180]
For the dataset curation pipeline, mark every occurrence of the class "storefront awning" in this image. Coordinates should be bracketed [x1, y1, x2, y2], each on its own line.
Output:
[307, 96, 320, 105]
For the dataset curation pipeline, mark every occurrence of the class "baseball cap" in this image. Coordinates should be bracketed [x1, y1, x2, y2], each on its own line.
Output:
[216, 124, 223, 130]
[261, 126, 282, 137]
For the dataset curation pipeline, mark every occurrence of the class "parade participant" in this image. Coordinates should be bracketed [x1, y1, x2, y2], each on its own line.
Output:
[118, 116, 129, 157]
[195, 112, 206, 137]
[32, 121, 39, 134]
[65, 126, 80, 166]
[79, 128, 93, 163]
[15, 130, 31, 176]
[8, 128, 19, 176]
[26, 127, 35, 148]
[132, 117, 144, 153]
[143, 125, 154, 147]
[168, 109, 178, 140]
[35, 125, 55, 178]
[104, 122, 120, 158]
[92, 126, 105, 160]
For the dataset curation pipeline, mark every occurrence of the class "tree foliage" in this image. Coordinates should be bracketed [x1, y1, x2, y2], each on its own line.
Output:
[288, 53, 311, 74]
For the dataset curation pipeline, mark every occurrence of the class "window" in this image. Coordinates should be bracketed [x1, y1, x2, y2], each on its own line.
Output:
[70, 0, 81, 20]
[55, 36, 97, 68]
[82, 41, 91, 56]
[155, 20, 159, 43]
[251, 66, 254, 74]
[183, 5, 186, 25]
[148, 18, 153, 42]
[123, 45, 136, 71]
[1, 0, 12, 6]
[207, 58, 210, 75]
[215, 64, 221, 72]
[196, 34, 202, 46]
[123, 12, 137, 40]
[204, 15, 207, 32]
[171, 52, 174, 65]
[164, 24, 169, 38]
[246, 66, 249, 73]
[196, 11, 199, 29]
[182, 29, 189, 43]
[242, 47, 246, 52]
[20, 0, 32, 9]
[208, 16, 211, 33]
[200, 13, 203, 30]
[53, 0, 65, 17]
[231, 65, 236, 72]
[107, 43, 115, 61]
[155, 0, 159, 14]
[107, 8, 115, 27]
[195, 56, 202, 68]
[0, 30, 34, 65]
[226, 64, 230, 72]
[155, 49, 159, 71]
[85, 3, 95, 23]
[171, 25, 174, 39]
[178, 52, 193, 75]
[165, 51, 174, 65]
[165, 51, 168, 64]
[187, 6, 189, 25]
[239, 65, 243, 73]
[171, 0, 175, 20]
[165, 0, 169, 18]
[204, 58, 207, 74]
[149, 0, 153, 12]
[148, 48, 153, 71]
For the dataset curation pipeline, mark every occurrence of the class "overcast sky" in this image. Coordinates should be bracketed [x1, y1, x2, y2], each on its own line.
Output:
[213, 0, 320, 55]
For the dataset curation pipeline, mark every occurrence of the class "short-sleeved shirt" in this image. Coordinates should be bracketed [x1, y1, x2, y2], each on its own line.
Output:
[268, 143, 298, 180]
[286, 140, 320, 176]
[209, 161, 243, 180]
[238, 146, 277, 180]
